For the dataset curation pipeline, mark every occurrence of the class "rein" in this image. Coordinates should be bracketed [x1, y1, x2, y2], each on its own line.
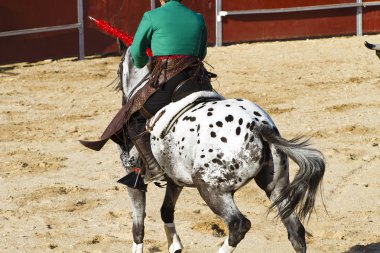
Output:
[126, 72, 150, 101]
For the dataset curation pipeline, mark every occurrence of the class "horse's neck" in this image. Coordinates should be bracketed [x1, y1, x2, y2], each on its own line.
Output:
[122, 49, 150, 99]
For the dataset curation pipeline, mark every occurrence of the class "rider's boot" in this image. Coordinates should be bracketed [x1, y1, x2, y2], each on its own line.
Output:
[124, 117, 164, 189]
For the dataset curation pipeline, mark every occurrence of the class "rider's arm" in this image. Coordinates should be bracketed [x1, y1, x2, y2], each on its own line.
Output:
[198, 17, 207, 61]
[130, 12, 153, 68]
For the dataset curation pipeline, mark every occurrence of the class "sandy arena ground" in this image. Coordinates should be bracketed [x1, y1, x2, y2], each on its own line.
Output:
[1, 35, 380, 253]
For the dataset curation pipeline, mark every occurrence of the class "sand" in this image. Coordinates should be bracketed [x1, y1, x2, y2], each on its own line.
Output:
[1, 34, 379, 253]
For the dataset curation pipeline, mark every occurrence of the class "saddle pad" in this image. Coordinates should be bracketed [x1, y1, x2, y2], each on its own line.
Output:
[146, 91, 224, 138]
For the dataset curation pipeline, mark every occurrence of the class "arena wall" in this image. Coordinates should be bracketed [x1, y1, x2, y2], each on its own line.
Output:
[1, 0, 379, 64]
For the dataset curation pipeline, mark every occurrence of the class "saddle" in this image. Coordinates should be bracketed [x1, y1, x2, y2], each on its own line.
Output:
[147, 91, 224, 138]
[80, 58, 217, 151]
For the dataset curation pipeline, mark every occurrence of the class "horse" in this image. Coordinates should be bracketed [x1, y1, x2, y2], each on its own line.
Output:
[115, 45, 325, 253]
[364, 41, 380, 59]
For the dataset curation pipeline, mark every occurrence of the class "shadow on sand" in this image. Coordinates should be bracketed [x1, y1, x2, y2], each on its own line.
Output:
[0, 66, 18, 76]
[343, 243, 380, 253]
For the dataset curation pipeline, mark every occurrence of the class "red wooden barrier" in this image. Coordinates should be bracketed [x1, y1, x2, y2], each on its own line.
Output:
[0, 0, 379, 65]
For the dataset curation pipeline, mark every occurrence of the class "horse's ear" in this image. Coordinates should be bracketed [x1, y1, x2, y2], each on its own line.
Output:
[117, 38, 128, 54]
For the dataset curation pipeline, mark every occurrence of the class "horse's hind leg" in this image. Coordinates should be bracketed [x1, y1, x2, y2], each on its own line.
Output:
[127, 187, 146, 253]
[160, 180, 184, 253]
[193, 176, 251, 253]
[254, 146, 306, 253]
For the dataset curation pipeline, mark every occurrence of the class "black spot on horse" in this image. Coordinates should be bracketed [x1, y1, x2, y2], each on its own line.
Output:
[197, 105, 206, 110]
[189, 116, 196, 122]
[207, 112, 213, 116]
[209, 149, 213, 153]
[200, 155, 205, 158]
[262, 120, 269, 125]
[181, 146, 185, 150]
[249, 136, 255, 142]
[225, 115, 233, 122]
[208, 108, 214, 111]
[254, 117, 259, 121]
[209, 124, 213, 128]
[181, 137, 185, 142]
[220, 137, 227, 143]
[239, 106, 246, 110]
[225, 104, 231, 107]
[229, 165, 235, 170]
[212, 159, 223, 165]
[197, 125, 200, 132]
[197, 140, 200, 144]
[218, 178, 226, 183]
[239, 118, 243, 125]
[211, 132, 216, 138]
[236, 98, 243, 101]
[236, 127, 241, 135]
[281, 159, 287, 167]
[254, 111, 262, 117]
[190, 128, 195, 132]
[172, 126, 176, 132]
[204, 163, 209, 167]
[244, 133, 249, 141]
[250, 121, 255, 131]
[216, 121, 223, 127]
[217, 154, 222, 159]
[246, 122, 250, 129]
[238, 178, 242, 182]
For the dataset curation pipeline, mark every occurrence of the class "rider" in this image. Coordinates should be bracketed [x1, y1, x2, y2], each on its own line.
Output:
[124, 0, 210, 188]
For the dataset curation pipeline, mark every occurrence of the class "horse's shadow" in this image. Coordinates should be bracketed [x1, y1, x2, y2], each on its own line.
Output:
[343, 243, 380, 253]
[0, 66, 18, 76]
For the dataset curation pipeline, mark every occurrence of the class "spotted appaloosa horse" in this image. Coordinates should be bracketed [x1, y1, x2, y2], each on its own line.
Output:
[116, 47, 325, 253]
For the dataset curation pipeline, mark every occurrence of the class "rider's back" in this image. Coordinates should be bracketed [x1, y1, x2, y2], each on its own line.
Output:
[131, 0, 207, 68]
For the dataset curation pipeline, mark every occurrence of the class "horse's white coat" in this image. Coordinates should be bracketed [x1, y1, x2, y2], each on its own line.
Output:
[151, 97, 275, 188]
[147, 90, 224, 138]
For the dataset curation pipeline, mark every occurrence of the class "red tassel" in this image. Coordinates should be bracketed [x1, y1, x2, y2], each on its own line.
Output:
[89, 16, 153, 57]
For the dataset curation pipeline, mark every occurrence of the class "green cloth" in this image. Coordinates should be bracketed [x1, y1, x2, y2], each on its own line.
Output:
[130, 1, 207, 68]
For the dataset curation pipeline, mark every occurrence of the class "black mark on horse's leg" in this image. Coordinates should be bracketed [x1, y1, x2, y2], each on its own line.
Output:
[127, 187, 146, 244]
[160, 179, 183, 223]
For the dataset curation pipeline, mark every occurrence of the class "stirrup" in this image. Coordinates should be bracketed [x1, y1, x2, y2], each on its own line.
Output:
[117, 169, 147, 191]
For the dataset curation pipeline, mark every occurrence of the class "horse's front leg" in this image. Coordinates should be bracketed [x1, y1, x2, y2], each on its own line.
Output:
[119, 145, 146, 252]
[161, 180, 184, 253]
[127, 187, 146, 253]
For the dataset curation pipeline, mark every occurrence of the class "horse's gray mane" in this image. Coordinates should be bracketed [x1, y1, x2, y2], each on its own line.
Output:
[117, 48, 151, 100]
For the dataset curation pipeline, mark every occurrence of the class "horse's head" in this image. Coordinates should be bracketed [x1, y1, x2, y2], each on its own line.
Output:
[364, 41, 380, 59]
[117, 39, 150, 100]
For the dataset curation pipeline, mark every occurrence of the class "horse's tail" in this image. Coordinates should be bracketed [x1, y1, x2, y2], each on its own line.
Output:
[259, 126, 325, 220]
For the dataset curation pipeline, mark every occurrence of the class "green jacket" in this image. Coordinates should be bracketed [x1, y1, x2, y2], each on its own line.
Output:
[130, 0, 207, 68]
